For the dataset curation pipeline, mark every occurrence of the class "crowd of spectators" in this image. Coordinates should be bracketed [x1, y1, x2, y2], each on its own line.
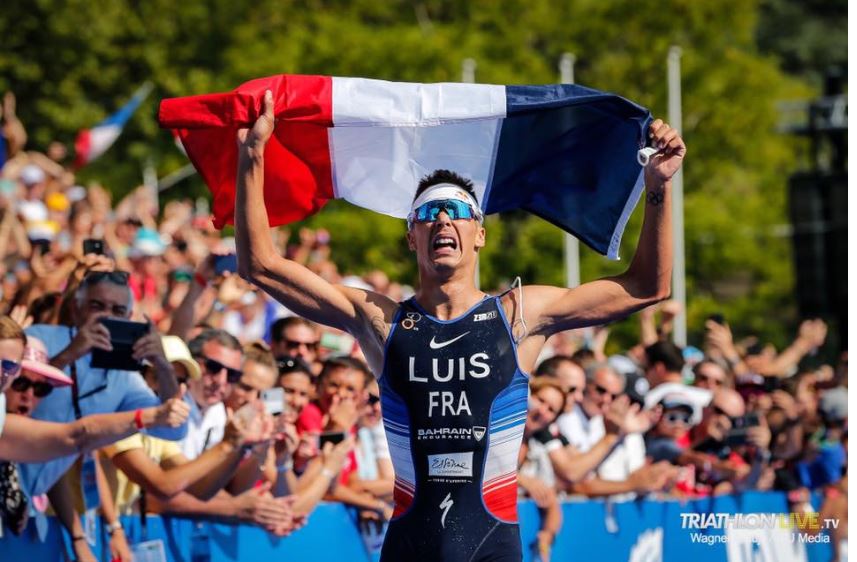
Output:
[0, 92, 847, 562]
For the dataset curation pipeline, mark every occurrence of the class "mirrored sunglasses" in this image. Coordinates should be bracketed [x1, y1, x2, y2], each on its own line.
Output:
[1, 359, 22, 379]
[408, 199, 481, 225]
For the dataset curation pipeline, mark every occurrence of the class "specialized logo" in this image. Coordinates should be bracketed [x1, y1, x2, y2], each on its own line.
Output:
[473, 311, 497, 322]
[428, 452, 473, 477]
[428, 331, 470, 349]
[439, 493, 453, 529]
[401, 312, 422, 330]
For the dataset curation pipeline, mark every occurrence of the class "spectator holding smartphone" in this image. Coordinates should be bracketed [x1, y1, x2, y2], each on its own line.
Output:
[18, 269, 186, 498]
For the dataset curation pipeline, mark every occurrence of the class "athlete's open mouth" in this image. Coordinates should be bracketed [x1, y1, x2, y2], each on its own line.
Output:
[432, 234, 458, 251]
[16, 405, 30, 415]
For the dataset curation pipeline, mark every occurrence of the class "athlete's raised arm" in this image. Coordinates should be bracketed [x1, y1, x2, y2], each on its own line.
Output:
[521, 119, 684, 338]
[234, 91, 396, 365]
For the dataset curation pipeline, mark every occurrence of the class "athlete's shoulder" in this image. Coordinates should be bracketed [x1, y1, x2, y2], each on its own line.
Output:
[336, 285, 399, 333]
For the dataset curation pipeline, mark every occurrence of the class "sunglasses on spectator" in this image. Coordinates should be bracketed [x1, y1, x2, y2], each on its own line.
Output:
[199, 356, 242, 383]
[591, 383, 618, 400]
[711, 405, 738, 423]
[407, 199, 482, 225]
[368, 394, 381, 406]
[83, 270, 130, 286]
[285, 339, 319, 351]
[10, 375, 53, 398]
[664, 411, 692, 424]
[1, 359, 22, 378]
[0, 359, 22, 388]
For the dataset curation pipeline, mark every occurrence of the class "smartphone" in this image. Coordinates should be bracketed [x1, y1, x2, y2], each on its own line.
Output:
[762, 376, 780, 393]
[91, 318, 149, 371]
[83, 238, 105, 256]
[725, 413, 761, 447]
[33, 239, 51, 256]
[214, 254, 238, 276]
[261, 387, 284, 416]
[708, 313, 725, 325]
[319, 431, 347, 448]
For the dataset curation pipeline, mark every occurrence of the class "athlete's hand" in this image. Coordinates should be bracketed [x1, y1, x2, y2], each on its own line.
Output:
[237, 89, 275, 151]
[645, 119, 686, 183]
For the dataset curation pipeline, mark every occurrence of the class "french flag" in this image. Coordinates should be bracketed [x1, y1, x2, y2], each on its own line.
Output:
[74, 83, 153, 169]
[159, 74, 652, 259]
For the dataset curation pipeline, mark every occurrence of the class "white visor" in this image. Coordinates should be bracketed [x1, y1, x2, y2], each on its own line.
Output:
[408, 183, 483, 226]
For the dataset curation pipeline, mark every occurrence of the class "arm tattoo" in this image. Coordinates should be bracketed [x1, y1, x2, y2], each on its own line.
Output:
[646, 189, 665, 206]
[370, 315, 389, 344]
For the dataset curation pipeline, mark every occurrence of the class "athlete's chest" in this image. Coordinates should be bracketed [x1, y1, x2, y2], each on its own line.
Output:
[383, 299, 518, 413]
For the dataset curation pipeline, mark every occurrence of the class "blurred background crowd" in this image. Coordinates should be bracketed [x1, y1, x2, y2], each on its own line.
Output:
[0, 89, 847, 562]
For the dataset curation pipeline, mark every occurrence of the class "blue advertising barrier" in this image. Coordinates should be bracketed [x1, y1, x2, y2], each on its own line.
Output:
[2, 492, 836, 561]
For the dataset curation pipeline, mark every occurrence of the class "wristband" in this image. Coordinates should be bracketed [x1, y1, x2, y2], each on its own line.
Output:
[134, 409, 145, 430]
[194, 272, 209, 288]
[276, 460, 294, 473]
[106, 521, 123, 536]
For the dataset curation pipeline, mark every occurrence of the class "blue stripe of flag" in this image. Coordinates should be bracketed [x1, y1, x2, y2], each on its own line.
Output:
[483, 84, 652, 260]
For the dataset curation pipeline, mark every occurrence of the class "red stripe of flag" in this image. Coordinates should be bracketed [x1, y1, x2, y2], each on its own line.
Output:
[160, 75, 335, 228]
[73, 129, 92, 169]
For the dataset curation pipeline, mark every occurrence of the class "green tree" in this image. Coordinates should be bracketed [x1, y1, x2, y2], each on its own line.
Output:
[1, 0, 832, 350]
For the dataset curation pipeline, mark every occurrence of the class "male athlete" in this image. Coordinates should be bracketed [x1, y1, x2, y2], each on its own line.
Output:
[235, 90, 685, 562]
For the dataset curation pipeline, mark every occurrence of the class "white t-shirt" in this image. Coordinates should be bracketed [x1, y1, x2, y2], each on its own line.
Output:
[356, 422, 391, 481]
[179, 398, 227, 460]
[557, 404, 645, 498]
[519, 438, 556, 490]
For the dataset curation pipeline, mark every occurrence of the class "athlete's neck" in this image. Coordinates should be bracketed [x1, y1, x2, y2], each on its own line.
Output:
[413, 279, 485, 321]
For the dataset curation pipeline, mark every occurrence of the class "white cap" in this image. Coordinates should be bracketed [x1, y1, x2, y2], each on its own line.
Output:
[20, 164, 46, 186]
[644, 382, 712, 426]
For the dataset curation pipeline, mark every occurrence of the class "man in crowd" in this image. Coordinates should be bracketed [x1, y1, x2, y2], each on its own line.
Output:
[224, 342, 277, 412]
[692, 360, 730, 391]
[644, 340, 685, 388]
[180, 329, 242, 460]
[557, 363, 674, 498]
[270, 317, 320, 367]
[534, 355, 585, 414]
[19, 271, 187, 497]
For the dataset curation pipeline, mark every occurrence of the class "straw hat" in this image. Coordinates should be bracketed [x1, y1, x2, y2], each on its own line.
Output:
[161, 335, 201, 380]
